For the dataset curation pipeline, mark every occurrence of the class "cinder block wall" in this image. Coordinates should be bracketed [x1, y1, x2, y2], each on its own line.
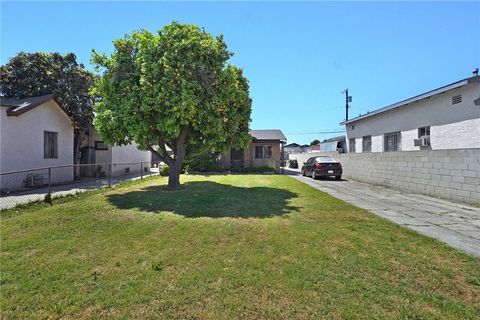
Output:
[289, 149, 480, 205]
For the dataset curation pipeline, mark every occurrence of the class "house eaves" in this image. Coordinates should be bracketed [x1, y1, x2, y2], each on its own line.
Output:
[250, 129, 287, 141]
[340, 76, 480, 125]
[1, 94, 57, 116]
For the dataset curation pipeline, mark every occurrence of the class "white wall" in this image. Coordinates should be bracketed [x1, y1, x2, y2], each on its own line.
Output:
[110, 142, 151, 176]
[288, 149, 480, 205]
[355, 138, 362, 153]
[0, 101, 74, 189]
[401, 129, 418, 151]
[371, 135, 383, 153]
[346, 82, 480, 152]
[111, 142, 151, 164]
[431, 118, 480, 150]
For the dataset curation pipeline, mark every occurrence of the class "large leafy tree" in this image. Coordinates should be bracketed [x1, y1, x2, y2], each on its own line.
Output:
[0, 52, 95, 173]
[92, 22, 252, 189]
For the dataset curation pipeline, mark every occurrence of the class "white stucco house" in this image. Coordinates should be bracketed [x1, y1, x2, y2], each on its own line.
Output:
[0, 94, 74, 189]
[1, 93, 151, 191]
[79, 125, 151, 177]
[341, 74, 480, 153]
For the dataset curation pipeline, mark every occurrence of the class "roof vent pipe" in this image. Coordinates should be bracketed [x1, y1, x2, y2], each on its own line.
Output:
[473, 68, 479, 77]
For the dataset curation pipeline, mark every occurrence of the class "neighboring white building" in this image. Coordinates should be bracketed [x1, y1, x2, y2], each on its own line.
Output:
[342, 75, 480, 153]
[320, 135, 347, 153]
[79, 125, 151, 177]
[1, 94, 74, 189]
[1, 94, 151, 191]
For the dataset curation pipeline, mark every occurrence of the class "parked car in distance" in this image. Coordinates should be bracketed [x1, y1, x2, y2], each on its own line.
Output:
[289, 159, 298, 168]
[301, 156, 342, 180]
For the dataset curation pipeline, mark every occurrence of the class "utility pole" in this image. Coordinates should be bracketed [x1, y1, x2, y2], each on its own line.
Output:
[342, 89, 352, 122]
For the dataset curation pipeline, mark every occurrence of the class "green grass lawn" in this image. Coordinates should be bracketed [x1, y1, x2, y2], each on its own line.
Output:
[1, 175, 479, 319]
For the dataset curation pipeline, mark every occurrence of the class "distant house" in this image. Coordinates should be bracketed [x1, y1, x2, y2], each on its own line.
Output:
[221, 130, 287, 171]
[302, 144, 321, 153]
[0, 94, 74, 189]
[320, 136, 347, 153]
[284, 143, 303, 154]
[341, 74, 480, 153]
[79, 125, 151, 177]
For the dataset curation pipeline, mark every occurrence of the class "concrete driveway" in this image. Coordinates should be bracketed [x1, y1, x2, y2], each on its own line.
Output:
[285, 169, 480, 258]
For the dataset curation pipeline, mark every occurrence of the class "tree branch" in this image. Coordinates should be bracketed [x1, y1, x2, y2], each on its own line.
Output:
[165, 141, 176, 156]
[174, 125, 191, 166]
[157, 138, 174, 166]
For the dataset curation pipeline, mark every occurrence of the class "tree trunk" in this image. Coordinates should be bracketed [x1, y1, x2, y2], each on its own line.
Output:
[73, 129, 86, 179]
[150, 125, 190, 190]
[167, 163, 181, 190]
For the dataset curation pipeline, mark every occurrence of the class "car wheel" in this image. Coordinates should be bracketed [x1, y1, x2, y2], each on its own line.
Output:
[312, 170, 317, 180]
[335, 175, 341, 180]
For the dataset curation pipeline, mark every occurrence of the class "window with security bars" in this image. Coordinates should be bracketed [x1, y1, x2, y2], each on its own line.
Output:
[362, 136, 372, 152]
[44, 131, 58, 158]
[255, 145, 272, 159]
[349, 138, 356, 153]
[384, 132, 401, 152]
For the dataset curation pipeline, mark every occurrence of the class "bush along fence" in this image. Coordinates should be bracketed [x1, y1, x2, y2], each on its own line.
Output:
[0, 162, 164, 210]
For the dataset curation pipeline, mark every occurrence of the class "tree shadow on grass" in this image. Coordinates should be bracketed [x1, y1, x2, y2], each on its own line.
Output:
[107, 181, 299, 218]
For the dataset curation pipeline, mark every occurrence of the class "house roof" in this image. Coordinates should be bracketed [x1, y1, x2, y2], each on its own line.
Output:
[250, 129, 287, 141]
[284, 143, 301, 148]
[341, 76, 480, 125]
[321, 135, 346, 143]
[0, 94, 59, 116]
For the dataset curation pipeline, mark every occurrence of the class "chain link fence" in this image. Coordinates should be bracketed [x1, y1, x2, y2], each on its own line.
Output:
[0, 162, 163, 210]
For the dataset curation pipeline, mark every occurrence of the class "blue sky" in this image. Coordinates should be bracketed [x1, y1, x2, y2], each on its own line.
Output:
[1, 1, 479, 144]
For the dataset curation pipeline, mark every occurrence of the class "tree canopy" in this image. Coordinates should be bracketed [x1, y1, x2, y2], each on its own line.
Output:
[92, 22, 252, 189]
[0, 52, 95, 130]
[310, 139, 320, 146]
[0, 52, 95, 168]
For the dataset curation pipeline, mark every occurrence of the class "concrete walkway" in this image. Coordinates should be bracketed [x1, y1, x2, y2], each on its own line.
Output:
[285, 168, 480, 258]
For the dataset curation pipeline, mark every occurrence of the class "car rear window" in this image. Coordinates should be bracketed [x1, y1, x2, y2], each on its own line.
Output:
[316, 156, 336, 162]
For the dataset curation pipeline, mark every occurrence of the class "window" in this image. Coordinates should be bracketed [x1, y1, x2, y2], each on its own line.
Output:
[362, 136, 372, 153]
[95, 141, 109, 150]
[316, 156, 335, 162]
[44, 131, 58, 159]
[384, 132, 401, 152]
[349, 138, 356, 153]
[452, 94, 462, 105]
[418, 126, 430, 138]
[231, 148, 244, 160]
[416, 126, 431, 147]
[255, 145, 272, 159]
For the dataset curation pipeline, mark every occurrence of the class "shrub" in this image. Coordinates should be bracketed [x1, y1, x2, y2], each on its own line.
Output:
[230, 160, 244, 173]
[159, 165, 170, 176]
[241, 165, 275, 174]
[183, 150, 225, 173]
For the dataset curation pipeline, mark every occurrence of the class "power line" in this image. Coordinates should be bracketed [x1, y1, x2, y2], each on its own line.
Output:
[287, 130, 345, 135]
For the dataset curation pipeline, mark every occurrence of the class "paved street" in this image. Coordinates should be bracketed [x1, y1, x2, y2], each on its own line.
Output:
[285, 168, 480, 258]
